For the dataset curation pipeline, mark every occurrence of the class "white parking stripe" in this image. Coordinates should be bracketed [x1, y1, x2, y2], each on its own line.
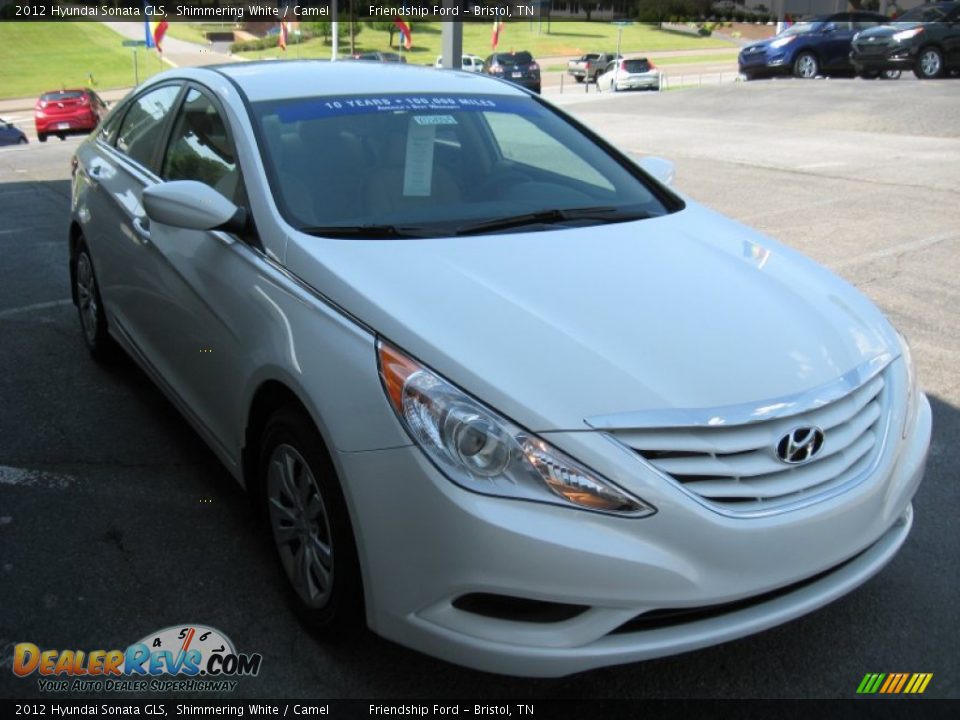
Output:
[0, 465, 77, 490]
[0, 299, 72, 319]
[831, 232, 957, 270]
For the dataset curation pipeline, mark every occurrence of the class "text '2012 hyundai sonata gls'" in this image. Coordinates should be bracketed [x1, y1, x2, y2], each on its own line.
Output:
[69, 61, 930, 677]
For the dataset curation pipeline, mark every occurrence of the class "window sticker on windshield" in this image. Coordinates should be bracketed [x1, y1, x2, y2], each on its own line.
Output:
[414, 115, 457, 126]
[273, 95, 538, 123]
[403, 120, 436, 197]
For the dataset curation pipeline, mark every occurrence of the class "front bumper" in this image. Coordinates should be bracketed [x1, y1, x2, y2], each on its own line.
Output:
[738, 50, 791, 76]
[336, 391, 931, 677]
[851, 44, 918, 72]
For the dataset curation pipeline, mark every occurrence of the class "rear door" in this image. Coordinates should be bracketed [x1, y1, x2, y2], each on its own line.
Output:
[82, 83, 183, 353]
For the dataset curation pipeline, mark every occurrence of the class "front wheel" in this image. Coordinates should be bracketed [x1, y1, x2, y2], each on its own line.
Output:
[261, 406, 364, 634]
[38, 133, 47, 143]
[793, 52, 819, 79]
[574, 76, 584, 83]
[914, 47, 943, 79]
[882, 69, 902, 80]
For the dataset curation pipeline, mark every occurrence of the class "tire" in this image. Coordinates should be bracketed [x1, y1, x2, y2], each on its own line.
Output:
[19, 136, 28, 144]
[38, 133, 47, 143]
[793, 52, 819, 79]
[574, 76, 584, 83]
[260, 405, 364, 635]
[882, 69, 901, 80]
[914, 47, 943, 79]
[74, 242, 117, 361]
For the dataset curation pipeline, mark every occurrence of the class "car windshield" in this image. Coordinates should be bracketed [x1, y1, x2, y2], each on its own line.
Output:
[41, 91, 84, 101]
[623, 59, 651, 73]
[895, 5, 949, 24]
[252, 93, 676, 237]
[499, 52, 533, 66]
[778, 21, 823, 36]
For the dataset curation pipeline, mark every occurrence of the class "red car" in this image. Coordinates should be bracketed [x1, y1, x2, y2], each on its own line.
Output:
[34, 89, 107, 143]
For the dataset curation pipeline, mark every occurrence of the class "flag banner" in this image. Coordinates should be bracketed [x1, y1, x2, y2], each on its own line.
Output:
[394, 18, 413, 50]
[148, 19, 169, 53]
[491, 20, 504, 50]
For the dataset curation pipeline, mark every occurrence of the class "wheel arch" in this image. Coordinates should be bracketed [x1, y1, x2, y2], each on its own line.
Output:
[242, 376, 369, 617]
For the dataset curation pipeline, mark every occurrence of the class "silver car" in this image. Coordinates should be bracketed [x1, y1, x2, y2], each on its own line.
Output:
[69, 61, 930, 677]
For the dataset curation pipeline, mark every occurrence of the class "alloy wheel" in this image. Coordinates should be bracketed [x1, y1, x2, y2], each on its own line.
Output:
[919, 49, 941, 78]
[795, 54, 818, 79]
[267, 443, 335, 609]
[76, 252, 99, 345]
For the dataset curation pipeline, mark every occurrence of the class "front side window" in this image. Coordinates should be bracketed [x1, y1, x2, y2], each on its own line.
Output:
[116, 84, 181, 171]
[162, 88, 242, 204]
[252, 93, 678, 236]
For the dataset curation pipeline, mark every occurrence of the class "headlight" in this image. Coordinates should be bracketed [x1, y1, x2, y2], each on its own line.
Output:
[897, 330, 919, 439]
[770, 35, 798, 49]
[892, 27, 924, 41]
[378, 341, 656, 517]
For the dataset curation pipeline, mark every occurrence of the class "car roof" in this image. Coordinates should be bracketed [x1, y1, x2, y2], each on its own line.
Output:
[207, 60, 525, 102]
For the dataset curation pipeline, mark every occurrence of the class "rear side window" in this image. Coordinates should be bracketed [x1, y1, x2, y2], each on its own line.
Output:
[116, 85, 181, 171]
[162, 88, 242, 204]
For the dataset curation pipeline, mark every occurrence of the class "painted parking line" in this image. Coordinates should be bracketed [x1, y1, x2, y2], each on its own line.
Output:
[0, 299, 73, 319]
[0, 465, 77, 490]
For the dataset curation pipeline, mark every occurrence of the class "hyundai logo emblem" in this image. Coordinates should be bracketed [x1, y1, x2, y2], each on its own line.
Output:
[776, 426, 825, 464]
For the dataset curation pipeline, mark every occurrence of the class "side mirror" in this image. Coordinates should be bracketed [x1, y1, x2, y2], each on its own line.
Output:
[142, 180, 246, 234]
[821, 22, 838, 33]
[635, 156, 676, 186]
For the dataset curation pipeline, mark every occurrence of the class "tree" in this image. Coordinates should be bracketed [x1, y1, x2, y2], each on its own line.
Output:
[366, 20, 398, 49]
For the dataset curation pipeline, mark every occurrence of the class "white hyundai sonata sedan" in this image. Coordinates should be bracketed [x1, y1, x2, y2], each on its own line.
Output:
[69, 61, 930, 677]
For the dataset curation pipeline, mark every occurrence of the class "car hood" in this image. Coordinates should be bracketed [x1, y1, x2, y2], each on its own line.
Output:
[284, 201, 896, 432]
[856, 25, 900, 39]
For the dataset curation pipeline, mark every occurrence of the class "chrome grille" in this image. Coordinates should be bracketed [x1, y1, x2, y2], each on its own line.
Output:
[610, 368, 891, 515]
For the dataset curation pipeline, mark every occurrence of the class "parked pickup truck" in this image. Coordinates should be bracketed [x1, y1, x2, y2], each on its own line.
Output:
[567, 53, 621, 83]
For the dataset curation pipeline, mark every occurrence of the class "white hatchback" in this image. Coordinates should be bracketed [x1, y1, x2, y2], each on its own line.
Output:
[598, 57, 662, 92]
[69, 61, 929, 677]
[435, 54, 485, 72]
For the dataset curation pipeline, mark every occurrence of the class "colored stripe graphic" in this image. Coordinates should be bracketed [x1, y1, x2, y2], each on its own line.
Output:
[857, 672, 932, 694]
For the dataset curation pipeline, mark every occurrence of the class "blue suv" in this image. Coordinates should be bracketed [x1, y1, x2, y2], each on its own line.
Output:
[739, 11, 890, 79]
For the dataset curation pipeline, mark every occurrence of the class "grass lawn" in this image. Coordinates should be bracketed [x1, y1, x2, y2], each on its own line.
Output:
[0, 23, 162, 99]
[239, 21, 734, 62]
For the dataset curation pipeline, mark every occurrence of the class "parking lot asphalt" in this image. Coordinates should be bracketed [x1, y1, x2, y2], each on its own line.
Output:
[0, 79, 957, 700]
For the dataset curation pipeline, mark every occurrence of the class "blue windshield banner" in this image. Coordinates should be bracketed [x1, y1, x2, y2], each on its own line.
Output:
[273, 94, 539, 124]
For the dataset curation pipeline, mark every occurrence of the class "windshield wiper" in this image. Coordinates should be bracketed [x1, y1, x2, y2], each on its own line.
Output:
[299, 224, 424, 239]
[454, 207, 651, 236]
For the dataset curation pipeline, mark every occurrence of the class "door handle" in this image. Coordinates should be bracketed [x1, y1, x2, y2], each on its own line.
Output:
[89, 165, 102, 179]
[132, 216, 151, 240]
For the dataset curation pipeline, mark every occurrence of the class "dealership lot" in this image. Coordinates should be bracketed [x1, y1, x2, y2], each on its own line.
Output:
[0, 79, 957, 698]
